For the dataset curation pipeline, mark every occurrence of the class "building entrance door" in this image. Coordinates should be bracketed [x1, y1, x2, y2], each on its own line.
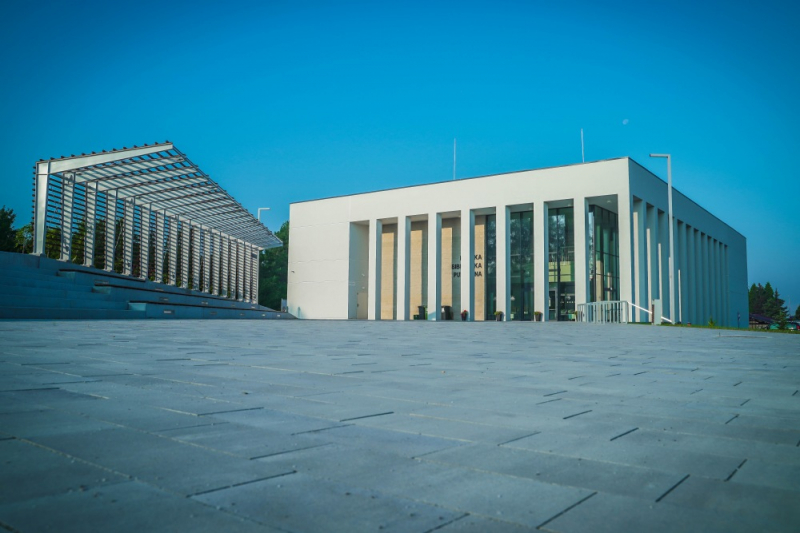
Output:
[356, 292, 367, 319]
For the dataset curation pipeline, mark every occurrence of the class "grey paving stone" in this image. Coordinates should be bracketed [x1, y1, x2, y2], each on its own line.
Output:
[193, 472, 464, 533]
[658, 474, 800, 525]
[0, 438, 125, 505]
[434, 514, 539, 532]
[0, 480, 275, 533]
[421, 443, 686, 500]
[503, 430, 744, 480]
[729, 458, 800, 492]
[0, 319, 797, 532]
[158, 421, 327, 459]
[539, 491, 783, 533]
[30, 427, 295, 496]
[0, 408, 116, 438]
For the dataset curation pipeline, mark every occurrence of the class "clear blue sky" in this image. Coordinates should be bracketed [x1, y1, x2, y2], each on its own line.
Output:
[1, 0, 798, 312]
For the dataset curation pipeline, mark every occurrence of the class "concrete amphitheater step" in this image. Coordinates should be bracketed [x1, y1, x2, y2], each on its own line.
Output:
[0, 307, 147, 320]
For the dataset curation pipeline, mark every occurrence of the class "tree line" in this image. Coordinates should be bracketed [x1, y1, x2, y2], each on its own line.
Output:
[749, 282, 798, 325]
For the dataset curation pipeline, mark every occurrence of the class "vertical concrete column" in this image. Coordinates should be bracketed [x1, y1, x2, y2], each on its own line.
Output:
[460, 209, 475, 321]
[180, 221, 190, 289]
[694, 229, 702, 323]
[709, 236, 716, 323]
[694, 228, 702, 324]
[632, 199, 648, 321]
[687, 227, 695, 324]
[252, 246, 261, 304]
[203, 228, 211, 293]
[678, 222, 688, 323]
[221, 236, 230, 297]
[659, 211, 671, 316]
[664, 215, 680, 322]
[723, 245, 730, 326]
[701, 234, 709, 323]
[122, 201, 134, 276]
[645, 205, 658, 310]
[83, 184, 96, 268]
[60, 177, 74, 262]
[154, 212, 164, 283]
[212, 232, 221, 295]
[243, 243, 251, 302]
[396, 216, 411, 321]
[368, 219, 382, 320]
[192, 226, 202, 291]
[616, 194, 633, 312]
[714, 239, 721, 324]
[140, 207, 150, 280]
[104, 191, 116, 272]
[427, 213, 441, 320]
[533, 201, 549, 320]
[238, 241, 246, 301]
[496, 205, 510, 321]
[33, 161, 51, 255]
[168, 217, 178, 285]
[574, 198, 589, 310]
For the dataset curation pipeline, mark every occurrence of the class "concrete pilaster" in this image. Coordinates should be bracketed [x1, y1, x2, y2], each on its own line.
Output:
[632, 199, 648, 321]
[368, 219, 382, 320]
[459, 209, 474, 321]
[533, 201, 549, 321]
[574, 198, 589, 310]
[140, 207, 150, 280]
[496, 205, 510, 321]
[83, 185, 96, 268]
[427, 213, 441, 321]
[104, 192, 116, 272]
[60, 177, 74, 262]
[396, 216, 411, 321]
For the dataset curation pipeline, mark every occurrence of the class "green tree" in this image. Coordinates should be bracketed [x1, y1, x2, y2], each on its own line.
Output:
[258, 221, 289, 310]
[748, 283, 766, 315]
[0, 206, 17, 252]
[795, 305, 800, 320]
[15, 223, 32, 253]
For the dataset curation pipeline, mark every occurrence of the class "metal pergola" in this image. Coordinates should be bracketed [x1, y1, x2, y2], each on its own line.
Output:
[32, 142, 282, 303]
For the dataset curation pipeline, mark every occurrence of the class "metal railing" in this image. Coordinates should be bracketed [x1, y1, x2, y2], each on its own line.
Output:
[577, 301, 631, 323]
[577, 301, 674, 324]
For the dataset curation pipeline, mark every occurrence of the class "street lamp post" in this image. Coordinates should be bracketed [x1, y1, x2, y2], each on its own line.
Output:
[257, 207, 270, 223]
[649, 154, 674, 324]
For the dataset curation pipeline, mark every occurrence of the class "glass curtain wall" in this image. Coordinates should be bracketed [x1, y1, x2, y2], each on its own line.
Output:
[484, 215, 497, 318]
[509, 211, 534, 320]
[483, 211, 533, 320]
[548, 207, 575, 320]
[588, 205, 620, 302]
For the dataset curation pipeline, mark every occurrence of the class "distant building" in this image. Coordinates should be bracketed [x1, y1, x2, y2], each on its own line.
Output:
[288, 158, 747, 325]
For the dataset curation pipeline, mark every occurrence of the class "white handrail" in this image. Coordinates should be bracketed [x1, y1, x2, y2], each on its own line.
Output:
[630, 302, 652, 316]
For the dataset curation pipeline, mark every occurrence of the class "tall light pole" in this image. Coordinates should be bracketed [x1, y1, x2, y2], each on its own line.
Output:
[257, 207, 270, 223]
[649, 154, 674, 323]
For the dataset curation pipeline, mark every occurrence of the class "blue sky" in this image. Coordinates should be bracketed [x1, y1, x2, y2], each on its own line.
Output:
[1, 0, 798, 312]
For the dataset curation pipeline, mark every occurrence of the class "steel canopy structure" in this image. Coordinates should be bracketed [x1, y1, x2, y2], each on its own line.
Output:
[32, 142, 281, 303]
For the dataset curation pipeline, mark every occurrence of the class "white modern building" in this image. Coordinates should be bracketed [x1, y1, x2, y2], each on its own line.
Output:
[288, 158, 747, 325]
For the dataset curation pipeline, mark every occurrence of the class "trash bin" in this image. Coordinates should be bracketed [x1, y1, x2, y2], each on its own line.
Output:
[418, 306, 426, 320]
[441, 305, 453, 320]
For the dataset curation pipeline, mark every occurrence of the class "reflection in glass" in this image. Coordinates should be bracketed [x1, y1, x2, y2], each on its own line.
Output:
[588, 205, 620, 302]
[548, 207, 575, 321]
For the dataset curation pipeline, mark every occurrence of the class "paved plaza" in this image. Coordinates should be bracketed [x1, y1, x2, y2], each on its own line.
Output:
[0, 320, 798, 532]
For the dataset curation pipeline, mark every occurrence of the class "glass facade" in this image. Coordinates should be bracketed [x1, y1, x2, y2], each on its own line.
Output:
[482, 211, 533, 320]
[484, 215, 497, 318]
[548, 207, 575, 321]
[588, 205, 620, 302]
[509, 211, 533, 320]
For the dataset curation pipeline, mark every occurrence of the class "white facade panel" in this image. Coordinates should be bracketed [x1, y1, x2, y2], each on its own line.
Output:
[288, 158, 747, 326]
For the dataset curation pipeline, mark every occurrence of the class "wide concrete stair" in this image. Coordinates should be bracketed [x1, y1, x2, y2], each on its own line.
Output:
[0, 251, 294, 320]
